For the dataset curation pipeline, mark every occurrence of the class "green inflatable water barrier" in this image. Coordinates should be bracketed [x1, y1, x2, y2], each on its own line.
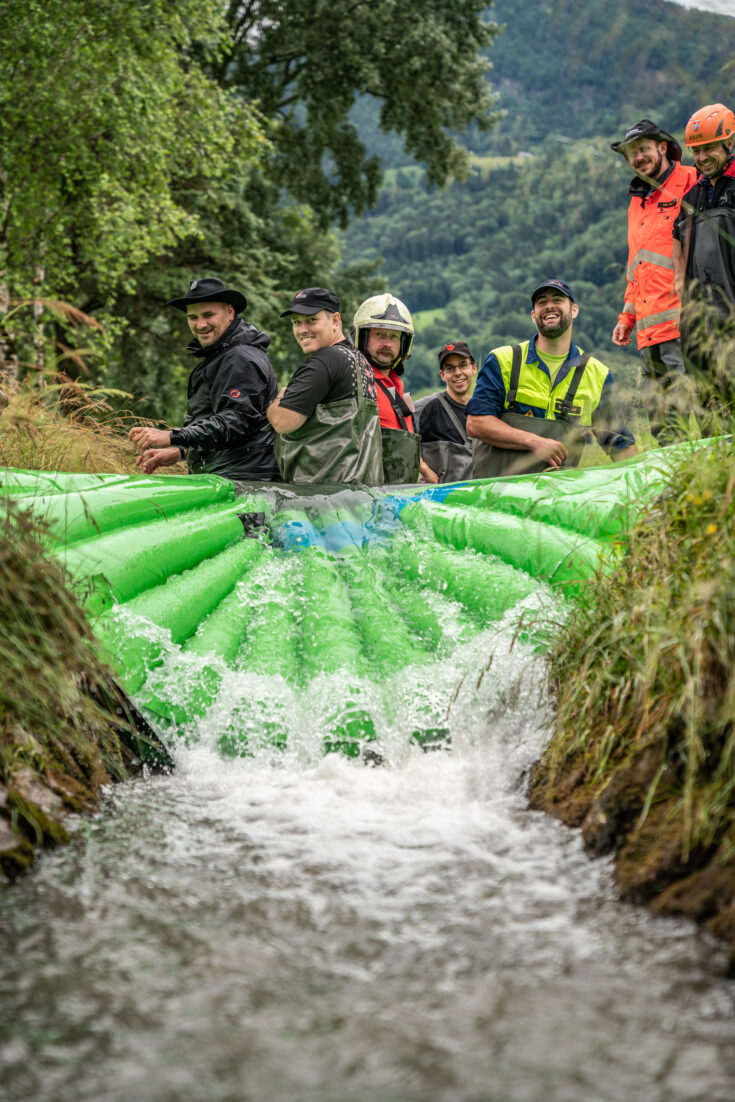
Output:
[1, 443, 701, 761]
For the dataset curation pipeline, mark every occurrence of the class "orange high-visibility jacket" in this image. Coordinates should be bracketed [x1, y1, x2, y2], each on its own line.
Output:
[617, 161, 697, 350]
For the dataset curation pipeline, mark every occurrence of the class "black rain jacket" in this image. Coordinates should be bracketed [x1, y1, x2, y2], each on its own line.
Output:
[169, 317, 280, 481]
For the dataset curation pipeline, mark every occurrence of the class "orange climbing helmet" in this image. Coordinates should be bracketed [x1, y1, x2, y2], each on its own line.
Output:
[685, 104, 735, 148]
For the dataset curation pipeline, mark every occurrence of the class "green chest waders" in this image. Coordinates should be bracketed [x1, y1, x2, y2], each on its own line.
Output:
[472, 345, 590, 479]
[420, 394, 473, 483]
[276, 349, 383, 485]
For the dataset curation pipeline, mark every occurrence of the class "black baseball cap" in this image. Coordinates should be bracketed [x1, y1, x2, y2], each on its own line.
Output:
[438, 341, 474, 367]
[530, 279, 576, 305]
[611, 119, 682, 163]
[280, 287, 341, 317]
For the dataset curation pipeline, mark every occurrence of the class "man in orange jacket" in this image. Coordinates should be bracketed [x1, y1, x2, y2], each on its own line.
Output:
[611, 119, 697, 437]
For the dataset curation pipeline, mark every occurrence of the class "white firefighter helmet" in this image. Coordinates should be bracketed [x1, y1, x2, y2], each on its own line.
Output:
[352, 294, 414, 373]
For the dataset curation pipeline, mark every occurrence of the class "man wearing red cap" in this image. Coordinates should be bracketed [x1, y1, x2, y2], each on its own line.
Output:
[414, 341, 477, 483]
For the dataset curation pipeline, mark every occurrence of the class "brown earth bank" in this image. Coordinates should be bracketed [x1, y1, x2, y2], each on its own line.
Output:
[528, 748, 735, 978]
[1, 496, 173, 885]
[0, 686, 172, 883]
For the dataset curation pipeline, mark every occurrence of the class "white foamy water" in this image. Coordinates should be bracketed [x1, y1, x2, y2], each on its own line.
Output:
[1, 619, 734, 1102]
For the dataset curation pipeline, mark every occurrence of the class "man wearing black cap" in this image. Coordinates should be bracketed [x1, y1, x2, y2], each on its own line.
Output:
[466, 280, 636, 478]
[128, 277, 280, 482]
[267, 287, 383, 484]
[414, 341, 477, 483]
[610, 120, 696, 435]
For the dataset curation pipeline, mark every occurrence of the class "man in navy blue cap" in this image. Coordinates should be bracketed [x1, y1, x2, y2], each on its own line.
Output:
[466, 280, 636, 478]
[128, 277, 280, 483]
[267, 287, 383, 484]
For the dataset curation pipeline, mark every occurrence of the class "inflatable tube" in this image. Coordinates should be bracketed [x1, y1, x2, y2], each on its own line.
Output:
[1, 443, 702, 758]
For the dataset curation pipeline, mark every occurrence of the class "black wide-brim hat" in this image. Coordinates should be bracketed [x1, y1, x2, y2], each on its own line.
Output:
[168, 277, 247, 314]
[611, 119, 682, 163]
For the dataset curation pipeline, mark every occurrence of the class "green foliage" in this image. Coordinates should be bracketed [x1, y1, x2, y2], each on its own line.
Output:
[0, 0, 263, 301]
[213, 0, 500, 227]
[544, 437, 735, 856]
[479, 0, 735, 154]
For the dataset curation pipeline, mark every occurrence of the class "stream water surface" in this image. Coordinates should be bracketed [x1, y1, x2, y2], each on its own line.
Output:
[2, 624, 734, 1102]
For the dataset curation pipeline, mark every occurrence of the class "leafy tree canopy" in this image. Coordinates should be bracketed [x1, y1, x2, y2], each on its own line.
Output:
[212, 0, 500, 226]
[0, 0, 263, 304]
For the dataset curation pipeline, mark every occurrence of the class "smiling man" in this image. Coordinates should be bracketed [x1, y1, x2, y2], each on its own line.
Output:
[466, 279, 636, 478]
[672, 104, 735, 377]
[352, 293, 421, 484]
[414, 341, 477, 484]
[128, 277, 280, 483]
[610, 119, 697, 438]
[267, 287, 383, 484]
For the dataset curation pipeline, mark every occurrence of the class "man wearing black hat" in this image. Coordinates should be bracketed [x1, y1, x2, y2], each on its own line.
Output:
[414, 341, 477, 483]
[128, 277, 280, 482]
[466, 280, 636, 478]
[267, 288, 383, 484]
[610, 120, 696, 436]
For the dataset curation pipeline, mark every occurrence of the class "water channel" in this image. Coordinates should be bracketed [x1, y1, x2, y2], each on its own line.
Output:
[2, 613, 734, 1102]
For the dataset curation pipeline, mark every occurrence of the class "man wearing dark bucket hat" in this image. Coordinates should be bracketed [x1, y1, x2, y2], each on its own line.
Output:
[267, 287, 383, 484]
[128, 277, 280, 483]
[466, 280, 636, 478]
[413, 341, 477, 484]
[610, 120, 697, 437]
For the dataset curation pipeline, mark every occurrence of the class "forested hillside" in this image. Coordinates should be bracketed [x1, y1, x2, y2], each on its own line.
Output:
[342, 0, 735, 392]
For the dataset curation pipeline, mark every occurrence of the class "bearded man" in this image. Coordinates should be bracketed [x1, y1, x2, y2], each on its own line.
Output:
[466, 279, 637, 478]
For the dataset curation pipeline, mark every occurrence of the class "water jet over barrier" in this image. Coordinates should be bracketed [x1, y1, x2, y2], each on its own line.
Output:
[0, 447, 695, 761]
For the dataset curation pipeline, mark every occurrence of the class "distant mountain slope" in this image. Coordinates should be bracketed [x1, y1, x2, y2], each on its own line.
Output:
[341, 0, 734, 392]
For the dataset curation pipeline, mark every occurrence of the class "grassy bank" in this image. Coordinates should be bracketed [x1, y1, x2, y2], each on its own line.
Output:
[529, 435, 735, 974]
[0, 381, 172, 881]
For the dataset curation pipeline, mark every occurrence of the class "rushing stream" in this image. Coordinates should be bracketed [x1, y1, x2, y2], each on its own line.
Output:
[2, 618, 734, 1102]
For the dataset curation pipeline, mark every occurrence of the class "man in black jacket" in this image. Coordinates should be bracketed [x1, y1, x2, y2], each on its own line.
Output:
[128, 277, 280, 482]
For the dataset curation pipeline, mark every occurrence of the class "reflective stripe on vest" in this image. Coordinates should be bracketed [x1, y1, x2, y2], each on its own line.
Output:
[628, 248, 676, 281]
[635, 307, 681, 334]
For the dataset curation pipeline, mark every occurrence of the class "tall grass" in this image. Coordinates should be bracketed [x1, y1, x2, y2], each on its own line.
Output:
[0, 376, 149, 473]
[543, 435, 735, 859]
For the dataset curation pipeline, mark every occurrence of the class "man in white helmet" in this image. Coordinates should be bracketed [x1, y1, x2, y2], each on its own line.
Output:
[352, 293, 422, 484]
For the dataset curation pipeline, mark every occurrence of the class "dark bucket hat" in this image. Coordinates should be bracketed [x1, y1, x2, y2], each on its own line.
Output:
[168, 277, 247, 314]
[611, 119, 682, 163]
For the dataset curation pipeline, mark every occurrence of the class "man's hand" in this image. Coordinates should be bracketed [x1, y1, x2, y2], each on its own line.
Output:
[136, 446, 183, 473]
[419, 458, 439, 484]
[128, 426, 172, 450]
[527, 435, 568, 468]
[612, 322, 633, 347]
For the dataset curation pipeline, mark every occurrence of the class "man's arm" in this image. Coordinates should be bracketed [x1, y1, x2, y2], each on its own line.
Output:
[466, 413, 568, 468]
[672, 237, 685, 301]
[267, 393, 307, 433]
[136, 446, 185, 473]
[613, 272, 636, 347]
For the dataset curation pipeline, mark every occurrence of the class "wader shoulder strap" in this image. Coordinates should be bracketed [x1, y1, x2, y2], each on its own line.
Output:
[435, 393, 469, 443]
[506, 344, 523, 410]
[375, 376, 412, 431]
[555, 354, 590, 422]
[681, 207, 694, 275]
